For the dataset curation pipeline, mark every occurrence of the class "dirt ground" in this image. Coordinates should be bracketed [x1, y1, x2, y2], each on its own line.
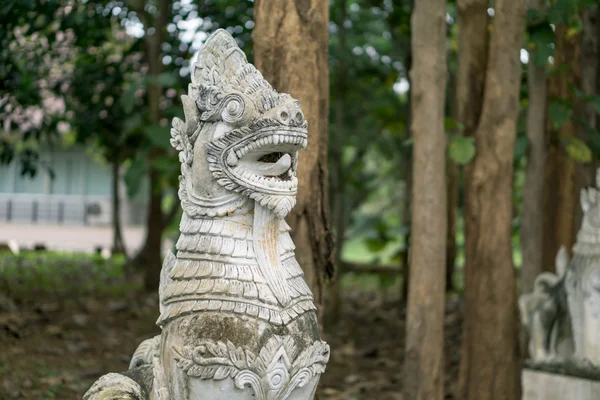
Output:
[0, 290, 462, 399]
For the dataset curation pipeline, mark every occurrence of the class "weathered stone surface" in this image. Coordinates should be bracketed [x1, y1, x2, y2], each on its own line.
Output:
[84, 29, 329, 400]
[522, 369, 600, 400]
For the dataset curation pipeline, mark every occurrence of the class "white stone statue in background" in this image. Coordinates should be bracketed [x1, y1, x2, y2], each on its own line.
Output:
[520, 169, 600, 367]
[84, 29, 329, 400]
[566, 170, 600, 364]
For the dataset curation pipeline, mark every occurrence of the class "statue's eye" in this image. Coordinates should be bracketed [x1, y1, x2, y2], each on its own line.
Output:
[221, 96, 246, 124]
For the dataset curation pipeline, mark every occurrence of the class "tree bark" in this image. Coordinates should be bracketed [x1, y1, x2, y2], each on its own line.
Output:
[520, 0, 547, 295]
[542, 24, 582, 270]
[133, 0, 172, 290]
[446, 67, 460, 293]
[446, 156, 458, 292]
[402, 0, 447, 398]
[579, 8, 600, 190]
[454, 0, 488, 300]
[458, 0, 525, 398]
[402, 163, 412, 302]
[111, 157, 126, 255]
[253, 0, 334, 320]
[402, 53, 413, 303]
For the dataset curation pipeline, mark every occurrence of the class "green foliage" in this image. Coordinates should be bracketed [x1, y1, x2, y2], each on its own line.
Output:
[448, 136, 476, 165]
[548, 100, 573, 129]
[146, 124, 172, 149]
[562, 135, 592, 163]
[514, 135, 529, 161]
[124, 156, 147, 198]
[527, 21, 555, 66]
[0, 251, 130, 299]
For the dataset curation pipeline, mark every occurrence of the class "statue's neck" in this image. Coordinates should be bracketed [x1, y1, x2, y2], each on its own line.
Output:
[176, 202, 292, 306]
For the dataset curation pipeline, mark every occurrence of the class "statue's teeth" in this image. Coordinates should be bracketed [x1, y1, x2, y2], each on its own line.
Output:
[274, 135, 280, 144]
[236, 150, 243, 158]
[227, 152, 238, 166]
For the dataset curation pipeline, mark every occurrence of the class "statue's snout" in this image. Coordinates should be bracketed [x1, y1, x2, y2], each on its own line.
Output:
[267, 101, 305, 127]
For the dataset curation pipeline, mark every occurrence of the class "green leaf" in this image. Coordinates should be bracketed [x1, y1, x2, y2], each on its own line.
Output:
[146, 124, 171, 149]
[378, 273, 397, 290]
[444, 117, 458, 131]
[548, 101, 573, 129]
[124, 157, 147, 198]
[123, 114, 143, 134]
[526, 8, 545, 24]
[514, 135, 529, 161]
[528, 22, 554, 66]
[152, 155, 176, 173]
[147, 73, 178, 88]
[121, 80, 143, 113]
[365, 238, 387, 253]
[573, 116, 600, 158]
[561, 135, 592, 163]
[448, 135, 476, 165]
[587, 96, 600, 115]
[547, 0, 574, 24]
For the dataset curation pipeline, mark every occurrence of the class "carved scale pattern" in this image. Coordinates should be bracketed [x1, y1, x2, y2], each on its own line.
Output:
[157, 213, 315, 326]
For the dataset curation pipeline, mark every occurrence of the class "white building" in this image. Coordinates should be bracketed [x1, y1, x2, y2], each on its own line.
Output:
[0, 147, 147, 227]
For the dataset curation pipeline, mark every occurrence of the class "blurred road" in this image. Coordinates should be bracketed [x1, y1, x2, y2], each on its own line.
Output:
[0, 223, 173, 256]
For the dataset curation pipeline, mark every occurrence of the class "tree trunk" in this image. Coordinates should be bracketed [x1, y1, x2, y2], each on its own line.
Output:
[402, 53, 413, 303]
[454, 0, 488, 301]
[446, 67, 460, 293]
[402, 0, 448, 398]
[520, 0, 547, 295]
[134, 0, 171, 290]
[579, 8, 600, 190]
[402, 159, 412, 302]
[542, 24, 582, 270]
[111, 157, 126, 255]
[253, 0, 334, 320]
[446, 157, 458, 292]
[458, 0, 525, 398]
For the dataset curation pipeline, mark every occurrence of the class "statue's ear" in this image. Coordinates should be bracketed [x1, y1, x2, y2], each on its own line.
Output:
[555, 246, 569, 278]
[581, 188, 590, 213]
[518, 295, 531, 326]
[181, 95, 200, 137]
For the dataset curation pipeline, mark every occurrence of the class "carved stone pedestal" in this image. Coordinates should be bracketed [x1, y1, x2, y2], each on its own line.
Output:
[522, 369, 600, 400]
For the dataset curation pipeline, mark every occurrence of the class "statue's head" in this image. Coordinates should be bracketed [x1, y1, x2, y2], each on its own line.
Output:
[170, 29, 307, 219]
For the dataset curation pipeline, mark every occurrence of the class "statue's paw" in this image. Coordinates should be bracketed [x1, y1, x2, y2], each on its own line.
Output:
[543, 354, 563, 364]
[83, 373, 148, 400]
[130, 336, 160, 369]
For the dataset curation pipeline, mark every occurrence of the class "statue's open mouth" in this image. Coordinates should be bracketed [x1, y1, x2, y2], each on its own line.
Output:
[226, 129, 307, 190]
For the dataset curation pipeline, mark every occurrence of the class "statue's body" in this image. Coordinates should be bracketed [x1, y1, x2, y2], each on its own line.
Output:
[84, 30, 329, 400]
[520, 170, 600, 367]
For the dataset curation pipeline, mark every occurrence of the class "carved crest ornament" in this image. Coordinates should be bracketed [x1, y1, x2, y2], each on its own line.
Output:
[84, 29, 329, 400]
